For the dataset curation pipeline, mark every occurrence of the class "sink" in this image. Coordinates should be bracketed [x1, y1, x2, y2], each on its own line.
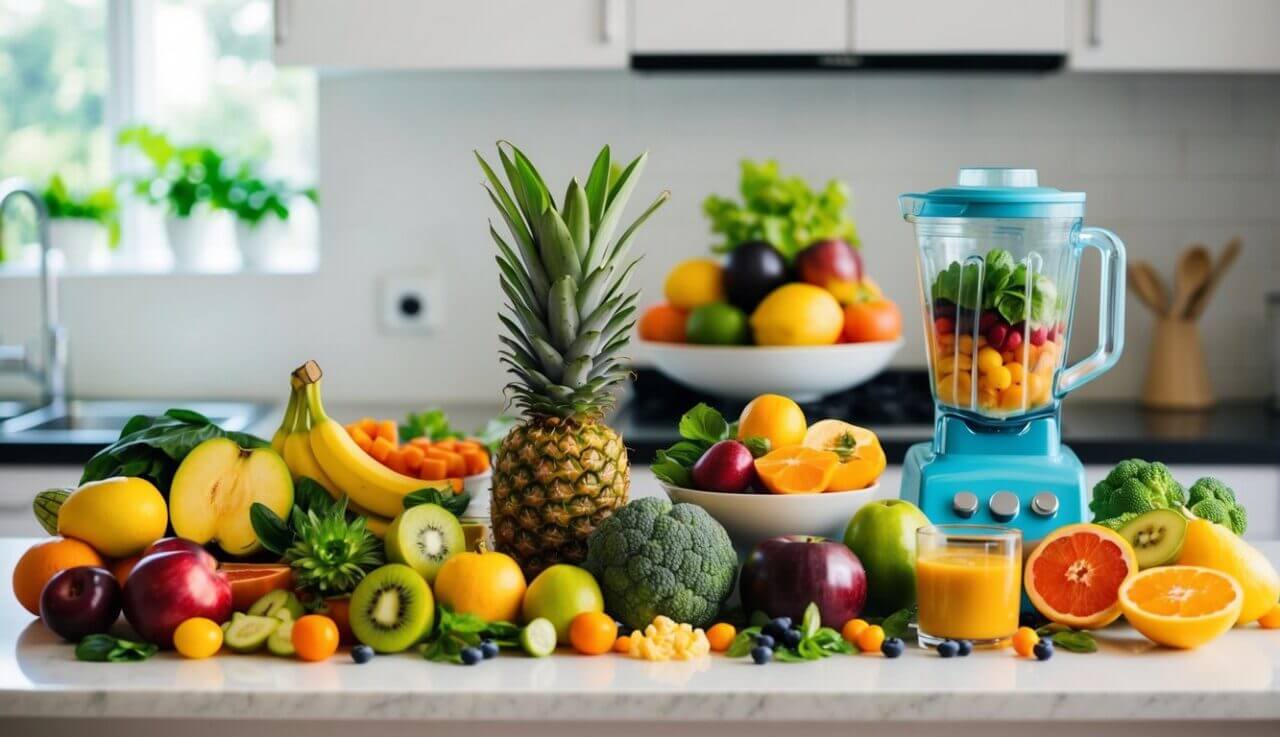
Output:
[0, 401, 35, 423]
[0, 400, 271, 447]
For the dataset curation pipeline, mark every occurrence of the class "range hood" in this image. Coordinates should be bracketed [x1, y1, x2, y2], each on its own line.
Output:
[629, 0, 1068, 73]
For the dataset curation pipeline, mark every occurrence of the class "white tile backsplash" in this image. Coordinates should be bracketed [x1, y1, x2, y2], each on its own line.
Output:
[0, 71, 1275, 404]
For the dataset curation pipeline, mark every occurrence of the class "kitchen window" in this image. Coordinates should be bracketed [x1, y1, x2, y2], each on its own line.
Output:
[0, 0, 316, 274]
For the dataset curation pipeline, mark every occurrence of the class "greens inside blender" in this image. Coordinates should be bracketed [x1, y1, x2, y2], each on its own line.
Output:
[928, 249, 1066, 414]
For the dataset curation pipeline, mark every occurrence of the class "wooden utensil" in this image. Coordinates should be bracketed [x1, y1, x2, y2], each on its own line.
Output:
[1169, 245, 1211, 319]
[1127, 260, 1168, 316]
[1187, 236, 1242, 320]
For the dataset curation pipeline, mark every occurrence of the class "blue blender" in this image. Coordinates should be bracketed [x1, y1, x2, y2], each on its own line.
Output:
[899, 168, 1125, 546]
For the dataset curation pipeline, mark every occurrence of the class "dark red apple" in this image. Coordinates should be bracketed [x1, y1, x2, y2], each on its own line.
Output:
[739, 535, 867, 627]
[123, 551, 232, 647]
[39, 566, 122, 641]
[691, 440, 755, 493]
[142, 537, 217, 571]
[796, 239, 862, 303]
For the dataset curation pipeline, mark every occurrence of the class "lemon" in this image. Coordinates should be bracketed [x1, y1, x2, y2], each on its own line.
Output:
[664, 259, 724, 310]
[57, 477, 168, 558]
[749, 283, 844, 346]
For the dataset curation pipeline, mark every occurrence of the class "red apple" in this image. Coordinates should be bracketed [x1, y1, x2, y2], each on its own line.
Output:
[142, 537, 218, 572]
[691, 440, 755, 493]
[39, 566, 122, 641]
[739, 535, 867, 627]
[123, 551, 232, 647]
[796, 240, 863, 303]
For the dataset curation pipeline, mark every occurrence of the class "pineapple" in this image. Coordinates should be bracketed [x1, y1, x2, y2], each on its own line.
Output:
[477, 142, 668, 578]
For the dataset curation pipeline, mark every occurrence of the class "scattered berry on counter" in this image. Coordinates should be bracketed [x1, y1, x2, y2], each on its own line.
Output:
[936, 640, 959, 658]
[480, 640, 499, 659]
[855, 624, 885, 654]
[706, 623, 736, 652]
[460, 646, 483, 665]
[841, 618, 869, 644]
[956, 640, 973, 657]
[881, 638, 905, 659]
[755, 633, 776, 650]
[751, 645, 773, 665]
[613, 633, 635, 654]
[351, 645, 374, 664]
[1012, 627, 1040, 658]
[1033, 640, 1054, 661]
[781, 628, 802, 648]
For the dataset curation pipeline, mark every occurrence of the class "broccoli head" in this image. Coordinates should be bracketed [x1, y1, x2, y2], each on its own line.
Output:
[1187, 477, 1248, 535]
[584, 496, 738, 630]
[1090, 459, 1185, 523]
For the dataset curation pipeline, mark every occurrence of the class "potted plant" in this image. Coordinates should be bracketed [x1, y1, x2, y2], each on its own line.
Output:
[118, 126, 231, 270]
[226, 170, 316, 272]
[41, 175, 120, 270]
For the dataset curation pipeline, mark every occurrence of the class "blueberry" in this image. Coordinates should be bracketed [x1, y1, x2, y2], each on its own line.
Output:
[956, 640, 973, 657]
[351, 645, 374, 664]
[880, 638, 905, 659]
[771, 617, 792, 630]
[762, 622, 786, 641]
[1033, 640, 1054, 661]
[937, 640, 960, 658]
[480, 640, 499, 659]
[460, 646, 483, 665]
[754, 633, 776, 650]
[781, 628, 802, 648]
[750, 646, 773, 665]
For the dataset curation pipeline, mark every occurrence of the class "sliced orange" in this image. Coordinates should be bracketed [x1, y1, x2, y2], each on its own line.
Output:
[1119, 566, 1242, 649]
[801, 419, 886, 491]
[1025, 523, 1137, 629]
[753, 446, 839, 494]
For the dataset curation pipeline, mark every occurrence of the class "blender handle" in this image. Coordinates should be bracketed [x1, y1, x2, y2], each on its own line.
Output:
[1056, 227, 1126, 398]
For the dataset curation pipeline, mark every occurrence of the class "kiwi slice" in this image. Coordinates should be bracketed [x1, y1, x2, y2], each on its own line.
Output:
[267, 619, 296, 657]
[248, 589, 305, 620]
[385, 504, 465, 583]
[520, 618, 556, 658]
[1117, 509, 1188, 569]
[349, 563, 435, 653]
[224, 614, 281, 653]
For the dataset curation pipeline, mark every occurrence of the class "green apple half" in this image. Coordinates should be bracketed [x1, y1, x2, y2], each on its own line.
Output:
[843, 499, 930, 616]
[170, 438, 294, 556]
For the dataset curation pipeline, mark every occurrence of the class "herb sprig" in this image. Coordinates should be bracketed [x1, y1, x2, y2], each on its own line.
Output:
[75, 635, 158, 663]
[420, 607, 519, 664]
[725, 603, 854, 662]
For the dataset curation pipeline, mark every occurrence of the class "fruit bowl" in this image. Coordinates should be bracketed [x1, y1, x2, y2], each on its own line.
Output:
[659, 481, 884, 553]
[638, 339, 902, 402]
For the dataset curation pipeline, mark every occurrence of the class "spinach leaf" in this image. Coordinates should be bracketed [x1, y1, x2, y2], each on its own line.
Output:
[725, 626, 761, 658]
[880, 606, 916, 641]
[249, 502, 292, 556]
[652, 404, 737, 487]
[403, 488, 471, 518]
[293, 477, 336, 515]
[677, 403, 729, 445]
[76, 634, 158, 663]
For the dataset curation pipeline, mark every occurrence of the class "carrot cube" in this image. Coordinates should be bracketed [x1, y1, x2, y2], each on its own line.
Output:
[460, 449, 489, 476]
[454, 440, 483, 453]
[439, 451, 466, 477]
[401, 444, 426, 464]
[384, 449, 409, 475]
[370, 436, 395, 463]
[349, 427, 374, 453]
[448, 478, 464, 495]
[409, 437, 434, 449]
[377, 420, 399, 444]
[419, 458, 448, 481]
[358, 418, 378, 436]
[433, 439, 457, 452]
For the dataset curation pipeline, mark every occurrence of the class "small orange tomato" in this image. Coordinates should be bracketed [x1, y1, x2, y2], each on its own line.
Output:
[292, 615, 340, 662]
[1011, 627, 1040, 657]
[842, 299, 902, 343]
[705, 623, 736, 652]
[569, 611, 618, 656]
[855, 624, 885, 654]
[613, 633, 634, 654]
[841, 618, 869, 645]
[638, 303, 689, 343]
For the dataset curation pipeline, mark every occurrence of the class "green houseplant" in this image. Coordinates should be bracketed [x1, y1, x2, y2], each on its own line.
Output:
[42, 175, 120, 270]
[225, 168, 317, 272]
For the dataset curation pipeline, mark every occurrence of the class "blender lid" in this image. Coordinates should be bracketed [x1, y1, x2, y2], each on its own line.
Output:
[900, 168, 1086, 219]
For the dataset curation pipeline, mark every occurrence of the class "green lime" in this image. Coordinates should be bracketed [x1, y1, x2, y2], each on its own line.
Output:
[686, 302, 749, 345]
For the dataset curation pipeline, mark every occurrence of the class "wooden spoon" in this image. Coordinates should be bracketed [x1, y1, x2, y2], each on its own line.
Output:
[1127, 260, 1169, 317]
[1187, 237, 1242, 320]
[1169, 245, 1211, 319]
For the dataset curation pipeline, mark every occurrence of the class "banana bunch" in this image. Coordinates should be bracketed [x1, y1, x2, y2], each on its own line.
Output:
[292, 360, 453, 520]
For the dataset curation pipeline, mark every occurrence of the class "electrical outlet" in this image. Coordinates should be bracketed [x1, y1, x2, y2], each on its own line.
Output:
[380, 274, 442, 334]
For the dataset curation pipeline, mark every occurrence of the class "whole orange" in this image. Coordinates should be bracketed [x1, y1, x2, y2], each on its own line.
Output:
[638, 303, 688, 343]
[842, 299, 902, 343]
[433, 548, 527, 623]
[292, 614, 340, 662]
[12, 538, 105, 616]
[569, 611, 618, 655]
[737, 394, 807, 451]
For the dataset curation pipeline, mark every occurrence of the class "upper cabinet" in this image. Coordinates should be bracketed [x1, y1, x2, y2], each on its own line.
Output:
[1070, 0, 1280, 71]
[631, 0, 848, 54]
[852, 0, 1067, 55]
[272, 0, 627, 69]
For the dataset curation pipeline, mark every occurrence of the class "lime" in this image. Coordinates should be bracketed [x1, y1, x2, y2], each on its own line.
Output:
[520, 617, 557, 657]
[686, 303, 749, 345]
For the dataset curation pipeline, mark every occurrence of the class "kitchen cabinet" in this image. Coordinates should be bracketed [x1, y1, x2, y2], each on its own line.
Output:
[852, 0, 1067, 54]
[272, 0, 626, 69]
[631, 0, 849, 54]
[1070, 0, 1280, 71]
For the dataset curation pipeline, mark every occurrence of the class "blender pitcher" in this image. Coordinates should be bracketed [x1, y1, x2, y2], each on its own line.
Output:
[901, 168, 1125, 423]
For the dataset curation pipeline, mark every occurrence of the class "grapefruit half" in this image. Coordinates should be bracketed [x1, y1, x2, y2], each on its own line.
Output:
[1025, 523, 1137, 629]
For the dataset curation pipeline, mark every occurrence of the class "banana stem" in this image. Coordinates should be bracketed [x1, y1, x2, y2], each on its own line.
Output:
[276, 381, 300, 436]
[303, 380, 331, 426]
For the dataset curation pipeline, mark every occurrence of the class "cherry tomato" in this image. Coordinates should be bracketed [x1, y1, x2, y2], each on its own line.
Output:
[174, 617, 223, 659]
[843, 299, 902, 343]
[292, 614, 340, 662]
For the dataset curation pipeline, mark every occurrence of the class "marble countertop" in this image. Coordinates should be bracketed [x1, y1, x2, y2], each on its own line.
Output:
[2, 536, 1278, 723]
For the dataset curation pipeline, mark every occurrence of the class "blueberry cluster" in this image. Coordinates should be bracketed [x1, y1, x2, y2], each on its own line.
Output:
[460, 639, 501, 665]
[936, 639, 973, 658]
[750, 616, 798, 665]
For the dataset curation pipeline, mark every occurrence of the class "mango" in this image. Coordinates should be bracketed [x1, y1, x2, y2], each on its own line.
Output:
[57, 477, 168, 557]
[1177, 518, 1280, 625]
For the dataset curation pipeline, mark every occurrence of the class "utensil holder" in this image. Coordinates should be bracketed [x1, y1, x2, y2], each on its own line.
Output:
[1142, 318, 1213, 410]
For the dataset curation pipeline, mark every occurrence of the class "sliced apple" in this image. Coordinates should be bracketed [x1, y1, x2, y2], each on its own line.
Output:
[170, 438, 294, 557]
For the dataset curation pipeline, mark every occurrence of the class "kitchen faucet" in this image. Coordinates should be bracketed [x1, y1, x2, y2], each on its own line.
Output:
[0, 178, 68, 410]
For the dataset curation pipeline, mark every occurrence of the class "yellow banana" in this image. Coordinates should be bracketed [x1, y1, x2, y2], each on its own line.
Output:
[299, 364, 450, 518]
[270, 381, 300, 456]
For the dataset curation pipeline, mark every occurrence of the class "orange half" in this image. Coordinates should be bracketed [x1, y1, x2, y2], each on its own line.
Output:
[801, 419, 886, 491]
[1025, 523, 1137, 629]
[753, 446, 839, 494]
[1119, 566, 1242, 649]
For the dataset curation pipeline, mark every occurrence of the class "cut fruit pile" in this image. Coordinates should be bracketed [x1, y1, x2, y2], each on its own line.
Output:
[345, 418, 490, 482]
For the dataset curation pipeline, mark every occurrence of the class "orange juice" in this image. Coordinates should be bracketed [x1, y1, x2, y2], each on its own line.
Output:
[916, 548, 1021, 642]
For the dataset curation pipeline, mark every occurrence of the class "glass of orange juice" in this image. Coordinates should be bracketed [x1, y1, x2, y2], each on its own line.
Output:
[916, 525, 1022, 649]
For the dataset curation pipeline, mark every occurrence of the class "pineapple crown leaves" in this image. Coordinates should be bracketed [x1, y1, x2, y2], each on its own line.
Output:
[477, 141, 669, 419]
[283, 496, 384, 597]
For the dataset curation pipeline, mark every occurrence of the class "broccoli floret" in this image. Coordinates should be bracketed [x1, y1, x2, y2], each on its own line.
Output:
[584, 496, 738, 630]
[1090, 459, 1185, 523]
[1187, 477, 1248, 535]
[1096, 512, 1139, 531]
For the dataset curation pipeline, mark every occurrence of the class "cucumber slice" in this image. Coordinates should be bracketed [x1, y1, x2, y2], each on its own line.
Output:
[520, 617, 556, 658]
[224, 614, 280, 653]
[247, 589, 305, 620]
[267, 619, 296, 657]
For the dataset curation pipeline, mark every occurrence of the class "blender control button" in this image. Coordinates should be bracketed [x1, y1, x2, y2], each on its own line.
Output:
[1031, 492, 1059, 517]
[952, 492, 979, 518]
[989, 491, 1020, 522]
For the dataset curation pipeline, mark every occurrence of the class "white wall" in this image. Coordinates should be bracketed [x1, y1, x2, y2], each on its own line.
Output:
[0, 72, 1277, 404]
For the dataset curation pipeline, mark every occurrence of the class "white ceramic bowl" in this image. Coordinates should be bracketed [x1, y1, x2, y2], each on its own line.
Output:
[660, 481, 885, 553]
[638, 339, 903, 402]
[462, 470, 493, 518]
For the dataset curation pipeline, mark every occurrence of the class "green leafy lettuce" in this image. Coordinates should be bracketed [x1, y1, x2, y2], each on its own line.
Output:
[930, 248, 1060, 326]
